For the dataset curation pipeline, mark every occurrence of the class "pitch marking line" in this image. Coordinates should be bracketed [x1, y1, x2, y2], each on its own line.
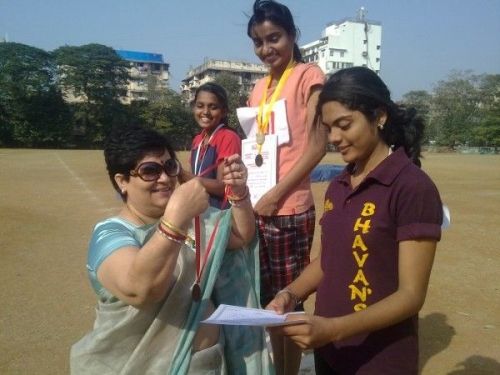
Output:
[53, 152, 113, 213]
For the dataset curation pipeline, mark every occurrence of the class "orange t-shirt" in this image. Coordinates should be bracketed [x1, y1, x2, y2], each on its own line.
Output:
[248, 63, 325, 215]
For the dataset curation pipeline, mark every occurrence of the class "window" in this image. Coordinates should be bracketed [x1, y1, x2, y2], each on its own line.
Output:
[330, 49, 334, 56]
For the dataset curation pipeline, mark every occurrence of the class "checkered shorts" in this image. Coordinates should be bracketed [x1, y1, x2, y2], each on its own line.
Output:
[257, 207, 316, 309]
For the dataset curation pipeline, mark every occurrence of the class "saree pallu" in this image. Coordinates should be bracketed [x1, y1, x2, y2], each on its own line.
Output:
[71, 207, 273, 375]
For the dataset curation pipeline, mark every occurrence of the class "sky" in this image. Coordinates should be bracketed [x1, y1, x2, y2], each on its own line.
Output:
[1, 0, 499, 99]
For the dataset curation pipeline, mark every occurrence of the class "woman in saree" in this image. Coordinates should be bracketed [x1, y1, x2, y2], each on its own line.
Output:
[70, 125, 272, 374]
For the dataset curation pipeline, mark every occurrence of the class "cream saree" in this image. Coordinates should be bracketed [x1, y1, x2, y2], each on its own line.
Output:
[71, 207, 273, 375]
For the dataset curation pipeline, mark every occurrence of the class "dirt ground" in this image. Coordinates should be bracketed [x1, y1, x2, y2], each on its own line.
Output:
[0, 149, 499, 374]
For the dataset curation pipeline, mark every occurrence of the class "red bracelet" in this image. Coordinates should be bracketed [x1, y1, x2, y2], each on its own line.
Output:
[226, 186, 250, 202]
[158, 222, 186, 241]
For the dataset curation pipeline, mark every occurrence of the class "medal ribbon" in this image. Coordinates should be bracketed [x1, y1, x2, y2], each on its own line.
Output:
[256, 59, 296, 155]
[192, 159, 231, 301]
[193, 123, 225, 176]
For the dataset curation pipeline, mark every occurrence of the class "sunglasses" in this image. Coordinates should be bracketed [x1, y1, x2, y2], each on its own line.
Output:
[130, 159, 181, 181]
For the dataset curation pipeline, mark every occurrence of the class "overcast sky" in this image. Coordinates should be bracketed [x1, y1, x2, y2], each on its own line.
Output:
[1, 0, 499, 99]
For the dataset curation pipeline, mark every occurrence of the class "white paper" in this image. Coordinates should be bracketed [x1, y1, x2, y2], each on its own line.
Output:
[201, 304, 306, 327]
[236, 99, 290, 146]
[242, 134, 278, 207]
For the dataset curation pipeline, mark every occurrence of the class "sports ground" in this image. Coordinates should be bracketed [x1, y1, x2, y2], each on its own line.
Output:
[0, 149, 499, 374]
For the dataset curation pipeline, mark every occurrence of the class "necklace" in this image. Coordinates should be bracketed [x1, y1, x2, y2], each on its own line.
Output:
[125, 204, 149, 226]
[255, 60, 296, 167]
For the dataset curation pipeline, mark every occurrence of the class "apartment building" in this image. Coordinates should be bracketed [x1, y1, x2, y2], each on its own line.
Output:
[181, 59, 267, 103]
[301, 8, 382, 76]
[116, 49, 170, 104]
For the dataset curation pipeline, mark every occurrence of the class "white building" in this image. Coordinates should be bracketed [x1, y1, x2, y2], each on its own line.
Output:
[116, 49, 170, 104]
[301, 8, 382, 76]
[181, 59, 267, 103]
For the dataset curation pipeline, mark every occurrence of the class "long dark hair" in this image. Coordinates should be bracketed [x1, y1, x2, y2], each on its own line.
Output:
[247, 0, 303, 63]
[316, 67, 424, 166]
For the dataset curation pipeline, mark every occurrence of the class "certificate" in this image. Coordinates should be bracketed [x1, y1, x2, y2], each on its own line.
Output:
[242, 134, 278, 207]
[236, 99, 290, 146]
[201, 304, 306, 327]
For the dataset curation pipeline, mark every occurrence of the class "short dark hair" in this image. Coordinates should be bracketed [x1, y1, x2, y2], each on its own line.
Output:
[104, 125, 176, 200]
[316, 67, 424, 166]
[193, 82, 229, 125]
[247, 0, 303, 62]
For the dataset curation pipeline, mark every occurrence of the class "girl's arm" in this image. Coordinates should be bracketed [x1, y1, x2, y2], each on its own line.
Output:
[254, 86, 328, 216]
[270, 239, 437, 349]
[97, 179, 209, 307]
[266, 255, 324, 314]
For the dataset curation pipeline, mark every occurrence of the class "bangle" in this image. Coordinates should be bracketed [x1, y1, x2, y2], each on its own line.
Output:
[161, 218, 188, 237]
[276, 288, 302, 307]
[158, 222, 186, 240]
[156, 227, 184, 245]
[229, 198, 250, 207]
[159, 220, 195, 248]
[227, 186, 250, 202]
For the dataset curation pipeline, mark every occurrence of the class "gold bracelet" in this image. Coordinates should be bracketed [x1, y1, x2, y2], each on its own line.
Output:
[161, 218, 187, 237]
[160, 218, 195, 248]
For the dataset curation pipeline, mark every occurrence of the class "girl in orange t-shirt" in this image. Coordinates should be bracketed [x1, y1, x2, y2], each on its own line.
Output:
[246, 1, 327, 374]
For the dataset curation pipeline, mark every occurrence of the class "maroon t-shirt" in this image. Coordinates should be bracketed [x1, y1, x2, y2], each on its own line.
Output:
[190, 126, 241, 209]
[316, 147, 442, 374]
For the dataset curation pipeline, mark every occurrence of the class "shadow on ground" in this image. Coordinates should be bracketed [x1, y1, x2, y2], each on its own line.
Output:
[419, 312, 456, 370]
[447, 355, 500, 374]
[420, 313, 500, 374]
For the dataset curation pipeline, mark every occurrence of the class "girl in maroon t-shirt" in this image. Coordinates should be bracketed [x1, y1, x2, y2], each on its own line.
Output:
[267, 67, 443, 374]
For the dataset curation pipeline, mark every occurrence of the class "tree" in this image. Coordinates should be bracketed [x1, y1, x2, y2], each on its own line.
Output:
[213, 72, 247, 138]
[472, 74, 500, 147]
[138, 74, 197, 150]
[53, 44, 130, 146]
[0, 42, 71, 147]
[430, 71, 481, 148]
[401, 90, 433, 143]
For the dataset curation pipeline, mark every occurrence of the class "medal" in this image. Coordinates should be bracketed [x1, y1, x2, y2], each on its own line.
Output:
[256, 59, 295, 151]
[255, 154, 263, 167]
[191, 283, 201, 301]
[192, 212, 222, 302]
